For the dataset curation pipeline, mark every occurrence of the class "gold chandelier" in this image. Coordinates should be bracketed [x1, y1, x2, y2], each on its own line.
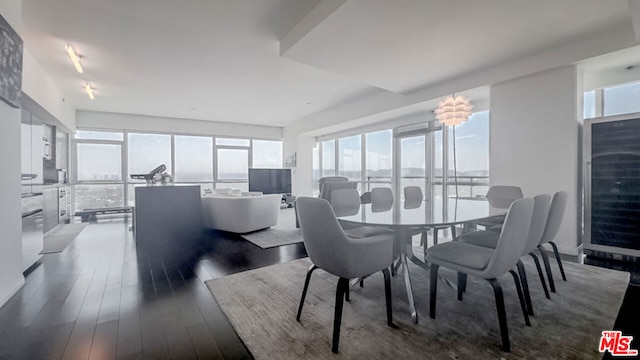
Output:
[434, 95, 473, 126]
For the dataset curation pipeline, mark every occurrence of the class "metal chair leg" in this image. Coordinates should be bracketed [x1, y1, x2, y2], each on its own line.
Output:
[487, 278, 510, 352]
[429, 263, 439, 319]
[538, 245, 556, 293]
[332, 277, 349, 353]
[549, 241, 567, 281]
[509, 269, 531, 326]
[516, 259, 534, 316]
[296, 264, 318, 321]
[529, 253, 550, 299]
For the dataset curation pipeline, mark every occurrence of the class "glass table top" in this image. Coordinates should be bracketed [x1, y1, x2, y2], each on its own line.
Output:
[337, 197, 505, 227]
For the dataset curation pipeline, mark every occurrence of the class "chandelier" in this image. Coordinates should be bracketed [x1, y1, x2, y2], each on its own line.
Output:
[434, 95, 473, 126]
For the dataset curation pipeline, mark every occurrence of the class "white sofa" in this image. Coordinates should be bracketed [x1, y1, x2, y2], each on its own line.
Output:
[201, 193, 281, 233]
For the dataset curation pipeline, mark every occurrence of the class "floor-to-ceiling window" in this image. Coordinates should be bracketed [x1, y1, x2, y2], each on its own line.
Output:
[73, 130, 125, 211]
[127, 132, 172, 204]
[313, 110, 489, 201]
[399, 135, 426, 197]
[338, 135, 361, 182]
[312, 143, 320, 195]
[446, 111, 490, 199]
[216, 138, 250, 191]
[321, 140, 336, 177]
[174, 135, 215, 196]
[252, 140, 283, 168]
[365, 130, 393, 192]
[73, 130, 283, 212]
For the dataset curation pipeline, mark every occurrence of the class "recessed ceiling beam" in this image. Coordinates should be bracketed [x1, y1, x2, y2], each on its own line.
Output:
[280, 0, 348, 56]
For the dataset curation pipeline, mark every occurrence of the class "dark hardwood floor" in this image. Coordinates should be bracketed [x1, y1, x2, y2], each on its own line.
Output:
[0, 214, 638, 359]
[0, 216, 306, 360]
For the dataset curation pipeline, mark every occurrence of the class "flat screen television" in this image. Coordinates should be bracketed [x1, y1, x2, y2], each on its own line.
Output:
[248, 168, 291, 194]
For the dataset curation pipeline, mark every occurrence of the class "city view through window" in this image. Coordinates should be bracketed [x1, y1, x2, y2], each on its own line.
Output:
[313, 111, 490, 199]
[73, 131, 283, 212]
[74, 80, 640, 212]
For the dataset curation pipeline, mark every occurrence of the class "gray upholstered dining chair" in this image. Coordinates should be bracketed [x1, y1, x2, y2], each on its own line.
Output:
[331, 188, 393, 239]
[331, 188, 362, 217]
[458, 194, 552, 315]
[476, 185, 524, 231]
[295, 197, 395, 353]
[320, 181, 358, 204]
[426, 197, 534, 352]
[360, 191, 372, 204]
[371, 187, 394, 212]
[403, 186, 431, 247]
[318, 176, 348, 192]
[538, 191, 568, 292]
[403, 186, 423, 208]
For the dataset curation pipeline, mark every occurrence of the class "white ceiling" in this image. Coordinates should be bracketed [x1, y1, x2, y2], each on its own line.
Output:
[21, 0, 640, 129]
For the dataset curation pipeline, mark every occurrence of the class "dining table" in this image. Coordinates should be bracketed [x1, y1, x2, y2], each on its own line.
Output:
[337, 197, 506, 324]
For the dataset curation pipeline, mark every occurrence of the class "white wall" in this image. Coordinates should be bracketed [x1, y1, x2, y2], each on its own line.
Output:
[490, 66, 582, 255]
[22, 49, 76, 132]
[0, 1, 25, 307]
[77, 111, 282, 139]
[283, 128, 314, 196]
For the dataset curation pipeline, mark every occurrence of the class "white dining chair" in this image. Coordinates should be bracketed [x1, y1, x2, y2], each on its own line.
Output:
[458, 194, 552, 315]
[371, 187, 394, 212]
[426, 197, 534, 352]
[537, 191, 568, 292]
[295, 197, 396, 353]
[476, 185, 524, 231]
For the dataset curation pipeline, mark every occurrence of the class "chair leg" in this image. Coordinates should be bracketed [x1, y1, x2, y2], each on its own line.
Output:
[393, 258, 402, 275]
[382, 268, 397, 328]
[332, 277, 349, 353]
[529, 253, 550, 299]
[345, 285, 350, 302]
[516, 259, 534, 316]
[549, 241, 567, 281]
[359, 278, 364, 287]
[538, 245, 556, 293]
[429, 263, 439, 319]
[487, 278, 510, 352]
[296, 264, 318, 321]
[457, 272, 467, 301]
[509, 270, 531, 326]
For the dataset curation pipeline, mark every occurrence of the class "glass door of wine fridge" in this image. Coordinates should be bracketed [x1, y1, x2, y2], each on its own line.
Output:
[584, 112, 640, 259]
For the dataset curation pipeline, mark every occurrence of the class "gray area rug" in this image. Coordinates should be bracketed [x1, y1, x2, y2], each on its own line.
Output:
[241, 226, 302, 249]
[42, 223, 88, 253]
[241, 208, 302, 249]
[206, 257, 629, 359]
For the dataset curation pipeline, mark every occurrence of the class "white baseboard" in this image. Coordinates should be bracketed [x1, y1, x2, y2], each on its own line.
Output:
[0, 276, 25, 308]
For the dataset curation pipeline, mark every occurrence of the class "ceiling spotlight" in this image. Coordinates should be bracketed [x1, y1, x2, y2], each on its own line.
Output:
[65, 44, 84, 73]
[84, 83, 95, 100]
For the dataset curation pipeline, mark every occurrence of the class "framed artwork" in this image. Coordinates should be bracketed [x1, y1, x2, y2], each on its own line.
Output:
[0, 14, 22, 108]
[285, 152, 296, 168]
